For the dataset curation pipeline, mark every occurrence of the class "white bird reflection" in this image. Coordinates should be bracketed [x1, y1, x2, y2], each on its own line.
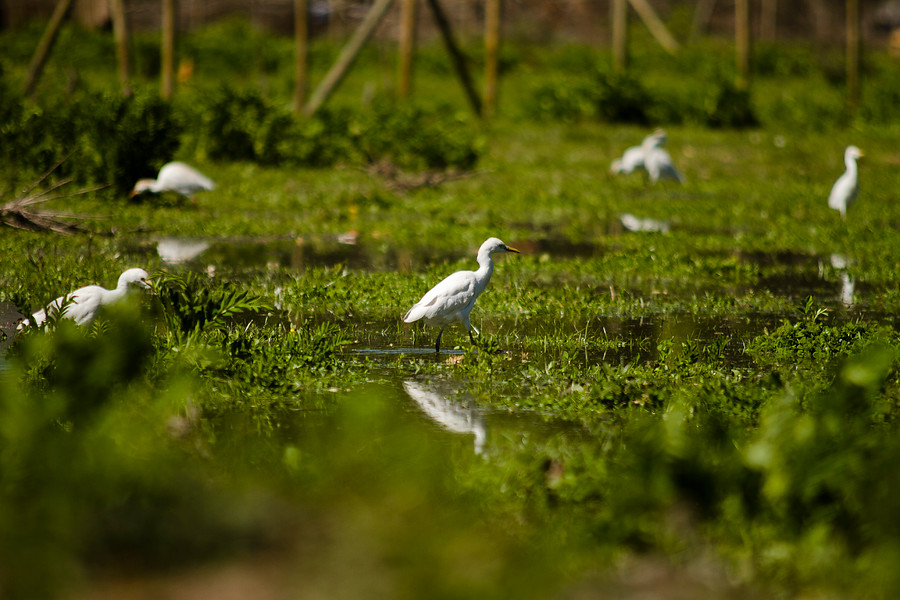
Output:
[620, 213, 670, 233]
[840, 272, 855, 306]
[402, 381, 487, 454]
[157, 238, 211, 264]
[830, 254, 855, 307]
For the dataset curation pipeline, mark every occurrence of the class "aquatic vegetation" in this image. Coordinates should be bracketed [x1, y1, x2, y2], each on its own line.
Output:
[5, 18, 900, 600]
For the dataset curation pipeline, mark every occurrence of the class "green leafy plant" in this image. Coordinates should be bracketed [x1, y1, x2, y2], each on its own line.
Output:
[153, 271, 271, 344]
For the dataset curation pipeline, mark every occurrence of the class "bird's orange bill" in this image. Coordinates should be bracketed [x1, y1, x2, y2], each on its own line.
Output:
[506, 246, 521, 254]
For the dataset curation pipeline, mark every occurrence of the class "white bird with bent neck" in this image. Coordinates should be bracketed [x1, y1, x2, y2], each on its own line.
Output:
[130, 162, 215, 199]
[18, 268, 152, 329]
[403, 238, 520, 353]
[828, 145, 863, 219]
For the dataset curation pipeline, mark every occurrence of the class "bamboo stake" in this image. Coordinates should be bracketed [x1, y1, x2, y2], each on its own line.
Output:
[846, 0, 860, 113]
[293, 0, 309, 113]
[690, 0, 717, 42]
[627, 0, 679, 54]
[735, 0, 751, 89]
[483, 0, 500, 116]
[425, 0, 482, 116]
[161, 0, 175, 99]
[398, 0, 417, 99]
[612, 0, 628, 72]
[303, 0, 397, 117]
[23, 0, 73, 97]
[760, 0, 777, 40]
[109, 0, 132, 96]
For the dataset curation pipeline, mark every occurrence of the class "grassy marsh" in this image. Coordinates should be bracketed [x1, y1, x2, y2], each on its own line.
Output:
[3, 19, 900, 599]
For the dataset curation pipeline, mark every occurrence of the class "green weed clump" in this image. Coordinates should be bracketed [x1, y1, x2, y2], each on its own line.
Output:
[0, 86, 180, 192]
[183, 87, 482, 170]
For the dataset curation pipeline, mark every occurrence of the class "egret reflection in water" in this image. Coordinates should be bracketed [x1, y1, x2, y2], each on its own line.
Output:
[402, 381, 487, 454]
[157, 237, 211, 264]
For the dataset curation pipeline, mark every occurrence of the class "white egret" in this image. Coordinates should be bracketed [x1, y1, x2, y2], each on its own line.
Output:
[643, 129, 684, 184]
[18, 268, 151, 329]
[828, 145, 863, 219]
[610, 144, 646, 175]
[130, 162, 215, 198]
[403, 237, 519, 353]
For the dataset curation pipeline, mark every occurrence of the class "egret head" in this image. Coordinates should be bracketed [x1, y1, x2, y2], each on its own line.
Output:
[119, 268, 152, 290]
[846, 145, 864, 160]
[643, 129, 667, 150]
[480, 237, 520, 256]
[130, 179, 157, 198]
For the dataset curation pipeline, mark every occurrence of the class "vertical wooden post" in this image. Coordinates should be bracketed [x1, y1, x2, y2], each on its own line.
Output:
[23, 0, 73, 97]
[109, 0, 132, 96]
[425, 0, 482, 116]
[846, 0, 860, 113]
[612, 0, 628, 72]
[760, 0, 777, 40]
[293, 0, 309, 113]
[690, 0, 717, 41]
[304, 0, 397, 117]
[483, 0, 500, 116]
[161, 0, 175, 99]
[735, 0, 750, 89]
[398, 0, 417, 99]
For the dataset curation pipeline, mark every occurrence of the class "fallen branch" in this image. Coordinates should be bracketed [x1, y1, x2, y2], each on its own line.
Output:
[1, 161, 108, 234]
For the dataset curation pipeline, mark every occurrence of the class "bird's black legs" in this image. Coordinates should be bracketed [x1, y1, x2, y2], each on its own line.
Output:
[468, 329, 477, 345]
[435, 327, 445, 353]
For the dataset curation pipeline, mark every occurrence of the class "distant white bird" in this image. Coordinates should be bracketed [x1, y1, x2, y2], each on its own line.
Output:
[403, 237, 520, 353]
[828, 145, 863, 219]
[642, 129, 684, 184]
[18, 268, 151, 329]
[130, 162, 215, 198]
[610, 144, 646, 175]
[403, 381, 487, 454]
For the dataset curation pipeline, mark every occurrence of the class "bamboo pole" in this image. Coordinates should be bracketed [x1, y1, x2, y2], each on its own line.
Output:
[109, 0, 132, 96]
[398, 0, 417, 99]
[846, 0, 860, 113]
[161, 0, 175, 99]
[425, 0, 482, 116]
[483, 0, 500, 116]
[627, 0, 679, 54]
[293, 0, 309, 113]
[735, 0, 751, 89]
[303, 0, 397, 117]
[760, 0, 777, 40]
[23, 0, 74, 97]
[690, 0, 717, 42]
[612, 0, 628, 72]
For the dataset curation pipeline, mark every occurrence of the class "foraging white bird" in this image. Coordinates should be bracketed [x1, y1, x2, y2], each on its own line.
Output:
[828, 145, 863, 219]
[642, 129, 684, 184]
[610, 144, 646, 175]
[403, 237, 520, 353]
[130, 162, 215, 198]
[18, 268, 151, 329]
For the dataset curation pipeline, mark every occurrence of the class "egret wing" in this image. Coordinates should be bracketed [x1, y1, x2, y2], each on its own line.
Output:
[404, 271, 476, 323]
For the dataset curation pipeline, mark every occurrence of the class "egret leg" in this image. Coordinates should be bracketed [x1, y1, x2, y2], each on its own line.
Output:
[435, 326, 445, 353]
[468, 329, 477, 345]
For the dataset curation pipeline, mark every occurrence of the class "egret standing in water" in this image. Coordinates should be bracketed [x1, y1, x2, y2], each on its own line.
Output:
[18, 268, 152, 329]
[643, 129, 684, 184]
[828, 145, 863, 219]
[403, 238, 520, 353]
[130, 162, 215, 199]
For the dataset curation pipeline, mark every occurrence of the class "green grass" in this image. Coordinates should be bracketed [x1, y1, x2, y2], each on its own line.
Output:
[4, 19, 900, 600]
